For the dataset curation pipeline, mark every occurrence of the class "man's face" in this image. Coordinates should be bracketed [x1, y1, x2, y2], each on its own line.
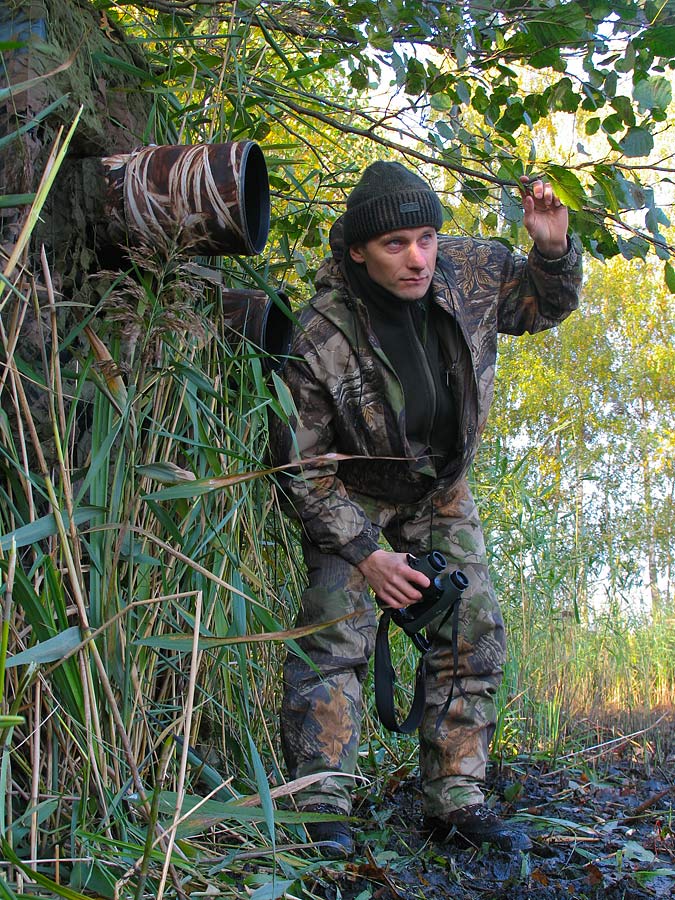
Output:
[349, 226, 438, 301]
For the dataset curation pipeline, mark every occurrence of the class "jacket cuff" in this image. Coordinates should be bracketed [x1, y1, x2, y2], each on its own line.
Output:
[531, 235, 581, 270]
[339, 528, 381, 566]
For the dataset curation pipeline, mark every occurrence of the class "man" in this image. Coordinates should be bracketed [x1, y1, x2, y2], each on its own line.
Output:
[270, 161, 582, 857]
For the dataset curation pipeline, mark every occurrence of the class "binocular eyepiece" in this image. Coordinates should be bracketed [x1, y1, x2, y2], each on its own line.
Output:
[408, 550, 449, 596]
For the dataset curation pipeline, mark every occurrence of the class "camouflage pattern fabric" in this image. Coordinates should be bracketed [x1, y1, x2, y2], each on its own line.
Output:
[269, 234, 583, 569]
[272, 231, 582, 815]
[281, 480, 505, 816]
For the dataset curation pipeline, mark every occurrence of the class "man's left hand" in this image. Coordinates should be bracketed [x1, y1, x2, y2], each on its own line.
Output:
[520, 177, 569, 259]
[357, 549, 429, 610]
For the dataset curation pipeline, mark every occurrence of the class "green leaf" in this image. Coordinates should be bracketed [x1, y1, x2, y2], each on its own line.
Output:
[496, 101, 527, 134]
[593, 174, 621, 213]
[118, 534, 161, 566]
[0, 715, 25, 728]
[544, 166, 587, 211]
[455, 80, 470, 105]
[250, 882, 296, 900]
[0, 506, 104, 551]
[621, 840, 655, 863]
[526, 2, 587, 47]
[141, 468, 270, 501]
[0, 96, 70, 151]
[5, 626, 82, 668]
[617, 235, 649, 260]
[638, 24, 675, 57]
[515, 813, 597, 835]
[500, 187, 523, 225]
[0, 193, 35, 208]
[633, 869, 675, 885]
[91, 52, 150, 80]
[0, 872, 20, 900]
[530, 48, 563, 70]
[610, 95, 635, 126]
[619, 127, 654, 158]
[503, 781, 524, 802]
[145, 792, 329, 837]
[430, 93, 454, 111]
[247, 731, 276, 843]
[602, 112, 624, 134]
[136, 462, 197, 485]
[10, 800, 59, 842]
[349, 69, 368, 91]
[69, 861, 116, 899]
[461, 179, 490, 204]
[134, 613, 353, 652]
[634, 76, 672, 113]
[665, 262, 675, 294]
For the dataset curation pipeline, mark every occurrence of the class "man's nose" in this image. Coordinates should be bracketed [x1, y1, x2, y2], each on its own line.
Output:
[407, 243, 426, 268]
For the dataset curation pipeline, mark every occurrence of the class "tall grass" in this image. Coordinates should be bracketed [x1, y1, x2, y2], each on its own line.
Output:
[478, 444, 675, 762]
[2, 144, 673, 900]
[0, 215, 325, 895]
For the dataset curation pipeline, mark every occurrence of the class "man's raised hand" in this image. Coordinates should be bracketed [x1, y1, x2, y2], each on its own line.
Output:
[520, 176, 569, 259]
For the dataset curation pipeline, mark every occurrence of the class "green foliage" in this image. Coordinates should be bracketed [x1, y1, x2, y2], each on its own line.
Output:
[0, 239, 308, 894]
[478, 252, 675, 753]
[89, 0, 675, 295]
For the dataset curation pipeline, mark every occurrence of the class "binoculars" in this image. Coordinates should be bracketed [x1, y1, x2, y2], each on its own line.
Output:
[391, 551, 469, 636]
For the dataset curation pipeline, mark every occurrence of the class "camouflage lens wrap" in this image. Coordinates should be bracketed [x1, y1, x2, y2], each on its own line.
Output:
[281, 479, 505, 816]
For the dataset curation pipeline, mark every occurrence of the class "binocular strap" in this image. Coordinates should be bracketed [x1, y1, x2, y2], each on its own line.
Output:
[433, 598, 468, 733]
[374, 609, 428, 734]
[374, 600, 466, 734]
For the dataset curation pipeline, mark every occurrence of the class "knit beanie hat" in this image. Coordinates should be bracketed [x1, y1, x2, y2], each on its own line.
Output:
[342, 161, 444, 246]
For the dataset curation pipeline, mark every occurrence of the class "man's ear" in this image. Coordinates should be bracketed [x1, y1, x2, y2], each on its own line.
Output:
[349, 244, 366, 264]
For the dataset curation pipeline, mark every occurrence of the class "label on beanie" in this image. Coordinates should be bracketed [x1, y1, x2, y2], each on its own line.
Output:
[399, 202, 421, 213]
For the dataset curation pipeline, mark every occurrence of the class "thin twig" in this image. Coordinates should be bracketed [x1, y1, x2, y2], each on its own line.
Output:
[621, 785, 675, 823]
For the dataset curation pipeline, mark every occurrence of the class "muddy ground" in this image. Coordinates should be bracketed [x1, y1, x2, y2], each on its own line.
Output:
[305, 716, 675, 899]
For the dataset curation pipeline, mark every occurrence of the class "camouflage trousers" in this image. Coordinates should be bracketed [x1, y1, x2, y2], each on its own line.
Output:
[280, 478, 507, 818]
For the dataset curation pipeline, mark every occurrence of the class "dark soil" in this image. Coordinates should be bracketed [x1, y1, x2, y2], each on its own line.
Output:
[306, 717, 675, 900]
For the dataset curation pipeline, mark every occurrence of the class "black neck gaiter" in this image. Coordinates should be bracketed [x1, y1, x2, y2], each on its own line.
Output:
[343, 255, 457, 459]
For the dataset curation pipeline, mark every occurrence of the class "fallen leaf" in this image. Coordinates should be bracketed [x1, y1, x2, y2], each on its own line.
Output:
[584, 863, 604, 886]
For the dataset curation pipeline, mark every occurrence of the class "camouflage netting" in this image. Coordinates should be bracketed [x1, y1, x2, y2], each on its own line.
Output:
[1, 0, 156, 273]
[0, 0, 157, 474]
[0, 2, 281, 480]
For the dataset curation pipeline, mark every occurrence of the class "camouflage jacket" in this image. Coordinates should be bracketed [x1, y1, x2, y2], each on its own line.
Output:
[270, 234, 583, 565]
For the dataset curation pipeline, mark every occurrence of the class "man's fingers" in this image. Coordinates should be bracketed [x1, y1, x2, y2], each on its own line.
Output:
[379, 575, 425, 609]
[519, 176, 563, 206]
[524, 179, 563, 209]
